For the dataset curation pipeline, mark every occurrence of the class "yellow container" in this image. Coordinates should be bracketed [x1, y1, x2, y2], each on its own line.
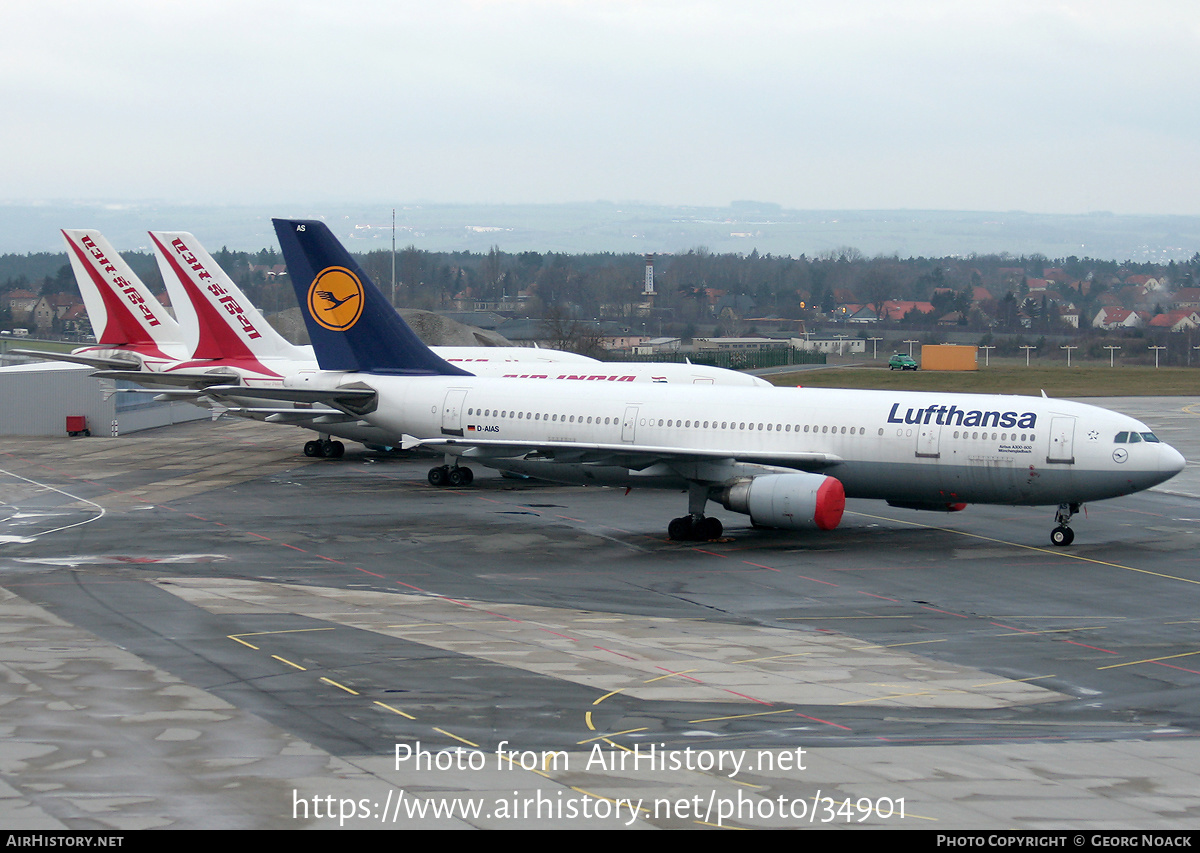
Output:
[921, 344, 978, 371]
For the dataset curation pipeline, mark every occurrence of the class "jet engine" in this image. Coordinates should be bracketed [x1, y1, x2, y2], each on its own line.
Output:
[717, 472, 845, 531]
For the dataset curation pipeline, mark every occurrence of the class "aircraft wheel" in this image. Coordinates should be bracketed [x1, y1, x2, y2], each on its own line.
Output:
[460, 466, 474, 485]
[700, 516, 723, 539]
[428, 466, 448, 487]
[668, 517, 691, 541]
[447, 467, 467, 487]
[1050, 526, 1074, 547]
[304, 440, 323, 458]
[327, 440, 345, 458]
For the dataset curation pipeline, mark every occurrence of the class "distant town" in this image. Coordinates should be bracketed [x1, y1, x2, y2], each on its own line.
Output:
[5, 238, 1200, 369]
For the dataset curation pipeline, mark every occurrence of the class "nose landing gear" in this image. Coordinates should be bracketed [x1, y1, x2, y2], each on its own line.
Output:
[1050, 502, 1080, 546]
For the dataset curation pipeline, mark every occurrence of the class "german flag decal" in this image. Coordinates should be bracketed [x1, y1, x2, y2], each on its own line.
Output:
[307, 266, 365, 331]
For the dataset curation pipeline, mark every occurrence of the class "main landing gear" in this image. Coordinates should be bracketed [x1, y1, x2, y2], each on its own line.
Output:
[1050, 502, 1080, 546]
[428, 464, 474, 487]
[303, 438, 345, 458]
[668, 483, 723, 541]
[668, 514, 723, 541]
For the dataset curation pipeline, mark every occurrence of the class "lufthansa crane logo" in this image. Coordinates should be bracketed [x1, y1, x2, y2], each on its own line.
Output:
[307, 266, 365, 331]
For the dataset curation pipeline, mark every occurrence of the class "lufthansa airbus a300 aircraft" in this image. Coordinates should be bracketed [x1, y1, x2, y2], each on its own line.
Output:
[203, 219, 1185, 547]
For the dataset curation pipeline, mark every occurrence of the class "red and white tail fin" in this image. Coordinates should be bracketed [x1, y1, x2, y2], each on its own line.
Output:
[150, 231, 308, 363]
[61, 229, 183, 360]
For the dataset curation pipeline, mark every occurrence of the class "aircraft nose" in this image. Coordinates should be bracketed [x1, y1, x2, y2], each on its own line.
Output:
[1162, 443, 1187, 477]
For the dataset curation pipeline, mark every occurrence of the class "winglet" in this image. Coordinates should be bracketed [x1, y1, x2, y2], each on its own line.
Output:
[273, 219, 471, 376]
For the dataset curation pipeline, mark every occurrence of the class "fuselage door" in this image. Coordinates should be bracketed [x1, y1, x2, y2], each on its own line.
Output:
[915, 423, 941, 458]
[441, 388, 468, 436]
[1047, 416, 1076, 464]
[622, 406, 639, 443]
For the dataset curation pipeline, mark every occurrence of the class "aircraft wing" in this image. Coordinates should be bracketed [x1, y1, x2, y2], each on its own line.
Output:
[208, 406, 361, 425]
[421, 436, 844, 475]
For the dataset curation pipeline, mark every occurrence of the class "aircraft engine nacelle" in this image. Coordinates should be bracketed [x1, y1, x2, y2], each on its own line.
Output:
[717, 472, 845, 531]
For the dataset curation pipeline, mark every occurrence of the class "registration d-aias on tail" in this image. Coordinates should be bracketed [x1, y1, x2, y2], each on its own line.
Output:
[206, 219, 1185, 547]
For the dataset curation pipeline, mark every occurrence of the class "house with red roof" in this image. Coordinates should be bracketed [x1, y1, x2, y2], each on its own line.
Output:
[1093, 307, 1145, 330]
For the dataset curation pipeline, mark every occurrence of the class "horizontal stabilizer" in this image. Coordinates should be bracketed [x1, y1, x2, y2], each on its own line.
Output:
[203, 384, 377, 415]
[91, 369, 240, 388]
[10, 349, 142, 370]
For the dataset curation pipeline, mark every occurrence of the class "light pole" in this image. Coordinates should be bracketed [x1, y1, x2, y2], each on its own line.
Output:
[979, 345, 995, 366]
[868, 337, 883, 360]
[1149, 345, 1167, 368]
[904, 339, 920, 358]
[1019, 345, 1036, 366]
[1060, 345, 1077, 367]
[1103, 345, 1121, 367]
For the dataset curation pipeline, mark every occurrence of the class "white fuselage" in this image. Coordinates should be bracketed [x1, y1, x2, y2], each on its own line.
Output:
[283, 372, 1185, 507]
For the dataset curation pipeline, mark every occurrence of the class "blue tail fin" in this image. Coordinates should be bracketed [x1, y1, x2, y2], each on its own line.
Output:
[273, 218, 471, 376]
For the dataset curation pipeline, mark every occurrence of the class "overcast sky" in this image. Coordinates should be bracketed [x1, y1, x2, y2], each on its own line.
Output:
[5, 0, 1199, 215]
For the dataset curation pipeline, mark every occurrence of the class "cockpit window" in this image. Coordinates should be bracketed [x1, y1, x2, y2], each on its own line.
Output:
[1128, 432, 1142, 443]
[1114, 431, 1128, 443]
[1141, 432, 1160, 443]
